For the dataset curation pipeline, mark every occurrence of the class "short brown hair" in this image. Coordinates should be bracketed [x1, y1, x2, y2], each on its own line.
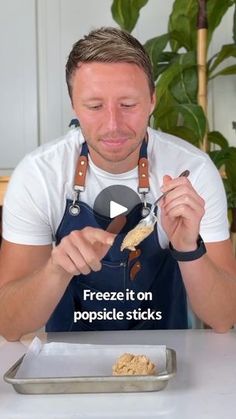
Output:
[65, 27, 155, 99]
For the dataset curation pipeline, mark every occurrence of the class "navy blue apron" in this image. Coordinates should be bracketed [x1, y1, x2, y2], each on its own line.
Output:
[46, 140, 187, 332]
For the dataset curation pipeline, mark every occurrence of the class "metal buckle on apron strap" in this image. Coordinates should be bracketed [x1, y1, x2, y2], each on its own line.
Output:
[69, 152, 88, 216]
[69, 185, 84, 216]
[138, 157, 150, 217]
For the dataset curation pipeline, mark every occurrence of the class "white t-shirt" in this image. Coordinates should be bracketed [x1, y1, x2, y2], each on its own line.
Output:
[3, 127, 229, 247]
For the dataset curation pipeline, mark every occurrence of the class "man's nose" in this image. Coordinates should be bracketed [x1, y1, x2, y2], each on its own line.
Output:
[106, 105, 122, 130]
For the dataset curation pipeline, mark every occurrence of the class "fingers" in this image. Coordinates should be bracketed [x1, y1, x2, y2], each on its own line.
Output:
[162, 202, 203, 224]
[82, 227, 115, 246]
[160, 175, 205, 222]
[161, 174, 190, 193]
[162, 174, 172, 186]
[161, 187, 205, 218]
[69, 232, 102, 272]
[51, 226, 116, 277]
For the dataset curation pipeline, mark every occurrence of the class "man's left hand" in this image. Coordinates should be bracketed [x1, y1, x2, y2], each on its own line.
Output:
[159, 175, 205, 252]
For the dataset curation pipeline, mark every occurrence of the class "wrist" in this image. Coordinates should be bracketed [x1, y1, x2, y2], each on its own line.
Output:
[47, 258, 73, 283]
[170, 243, 198, 252]
[170, 238, 198, 252]
[169, 235, 206, 262]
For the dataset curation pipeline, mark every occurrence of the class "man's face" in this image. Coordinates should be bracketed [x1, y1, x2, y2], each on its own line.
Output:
[71, 62, 156, 173]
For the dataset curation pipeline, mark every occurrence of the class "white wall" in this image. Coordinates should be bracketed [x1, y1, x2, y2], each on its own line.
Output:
[37, 0, 117, 144]
[0, 0, 235, 174]
[0, 0, 38, 173]
[209, 8, 236, 145]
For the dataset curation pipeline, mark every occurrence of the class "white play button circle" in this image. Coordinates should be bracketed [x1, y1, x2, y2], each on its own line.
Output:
[93, 185, 142, 232]
[110, 201, 128, 218]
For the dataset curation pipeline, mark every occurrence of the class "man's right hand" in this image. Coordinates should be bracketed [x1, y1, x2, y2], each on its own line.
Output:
[50, 227, 115, 277]
[0, 216, 126, 340]
[50, 215, 127, 277]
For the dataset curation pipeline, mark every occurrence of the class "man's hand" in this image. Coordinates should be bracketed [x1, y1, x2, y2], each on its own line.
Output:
[50, 215, 126, 277]
[159, 175, 205, 251]
[50, 227, 115, 276]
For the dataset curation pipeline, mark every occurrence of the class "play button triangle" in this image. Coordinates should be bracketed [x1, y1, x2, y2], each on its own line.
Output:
[109, 201, 128, 218]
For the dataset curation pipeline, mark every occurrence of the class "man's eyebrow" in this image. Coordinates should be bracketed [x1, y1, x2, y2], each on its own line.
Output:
[82, 98, 103, 102]
[82, 95, 139, 101]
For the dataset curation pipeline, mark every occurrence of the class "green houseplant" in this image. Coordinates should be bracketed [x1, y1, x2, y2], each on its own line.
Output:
[111, 0, 236, 236]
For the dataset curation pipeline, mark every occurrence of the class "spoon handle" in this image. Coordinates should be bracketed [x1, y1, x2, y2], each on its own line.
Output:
[153, 170, 190, 207]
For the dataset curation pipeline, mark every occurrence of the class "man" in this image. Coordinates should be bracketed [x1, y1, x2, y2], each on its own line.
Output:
[0, 27, 235, 340]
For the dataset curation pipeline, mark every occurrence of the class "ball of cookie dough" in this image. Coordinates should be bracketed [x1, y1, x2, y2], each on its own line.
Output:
[120, 225, 154, 251]
[112, 353, 156, 376]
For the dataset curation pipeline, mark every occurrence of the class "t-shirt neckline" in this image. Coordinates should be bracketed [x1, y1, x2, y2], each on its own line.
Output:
[88, 155, 138, 180]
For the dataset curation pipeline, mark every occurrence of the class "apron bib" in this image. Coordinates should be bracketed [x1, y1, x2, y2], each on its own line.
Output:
[46, 140, 187, 331]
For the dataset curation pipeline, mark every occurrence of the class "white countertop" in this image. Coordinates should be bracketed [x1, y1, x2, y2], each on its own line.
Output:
[0, 329, 236, 419]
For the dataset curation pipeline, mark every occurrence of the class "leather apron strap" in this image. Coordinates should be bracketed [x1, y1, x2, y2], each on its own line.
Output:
[71, 137, 150, 279]
[73, 138, 150, 194]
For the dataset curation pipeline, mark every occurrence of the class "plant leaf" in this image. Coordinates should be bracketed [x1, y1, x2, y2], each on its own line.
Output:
[234, 3, 236, 44]
[158, 52, 179, 62]
[144, 34, 169, 79]
[174, 104, 207, 141]
[152, 90, 179, 131]
[209, 44, 236, 74]
[170, 67, 197, 104]
[209, 64, 236, 79]
[151, 52, 179, 79]
[207, 131, 229, 150]
[208, 148, 230, 168]
[170, 26, 193, 52]
[168, 0, 198, 52]
[207, 0, 235, 46]
[223, 178, 236, 208]
[154, 64, 171, 79]
[162, 126, 199, 146]
[156, 52, 196, 102]
[170, 30, 193, 51]
[155, 103, 207, 143]
[111, 0, 148, 32]
[168, 0, 235, 52]
[225, 147, 236, 194]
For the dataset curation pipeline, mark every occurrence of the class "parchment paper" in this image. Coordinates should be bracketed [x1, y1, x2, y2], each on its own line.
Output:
[15, 337, 167, 378]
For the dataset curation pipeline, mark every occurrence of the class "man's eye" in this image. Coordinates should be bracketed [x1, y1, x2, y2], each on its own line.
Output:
[121, 103, 136, 108]
[87, 105, 102, 110]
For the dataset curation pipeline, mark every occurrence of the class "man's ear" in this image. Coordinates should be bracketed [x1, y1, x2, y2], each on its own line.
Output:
[150, 91, 156, 115]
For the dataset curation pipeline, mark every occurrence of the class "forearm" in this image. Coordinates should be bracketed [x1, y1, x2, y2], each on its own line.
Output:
[179, 255, 236, 332]
[0, 260, 71, 341]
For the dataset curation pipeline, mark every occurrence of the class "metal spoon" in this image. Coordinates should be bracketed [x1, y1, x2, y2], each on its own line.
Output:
[138, 169, 190, 226]
[120, 170, 190, 251]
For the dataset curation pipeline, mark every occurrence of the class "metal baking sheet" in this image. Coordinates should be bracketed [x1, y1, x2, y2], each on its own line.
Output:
[4, 348, 176, 394]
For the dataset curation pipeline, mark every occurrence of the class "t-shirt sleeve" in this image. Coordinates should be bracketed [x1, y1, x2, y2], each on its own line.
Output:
[195, 155, 229, 243]
[2, 155, 53, 245]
